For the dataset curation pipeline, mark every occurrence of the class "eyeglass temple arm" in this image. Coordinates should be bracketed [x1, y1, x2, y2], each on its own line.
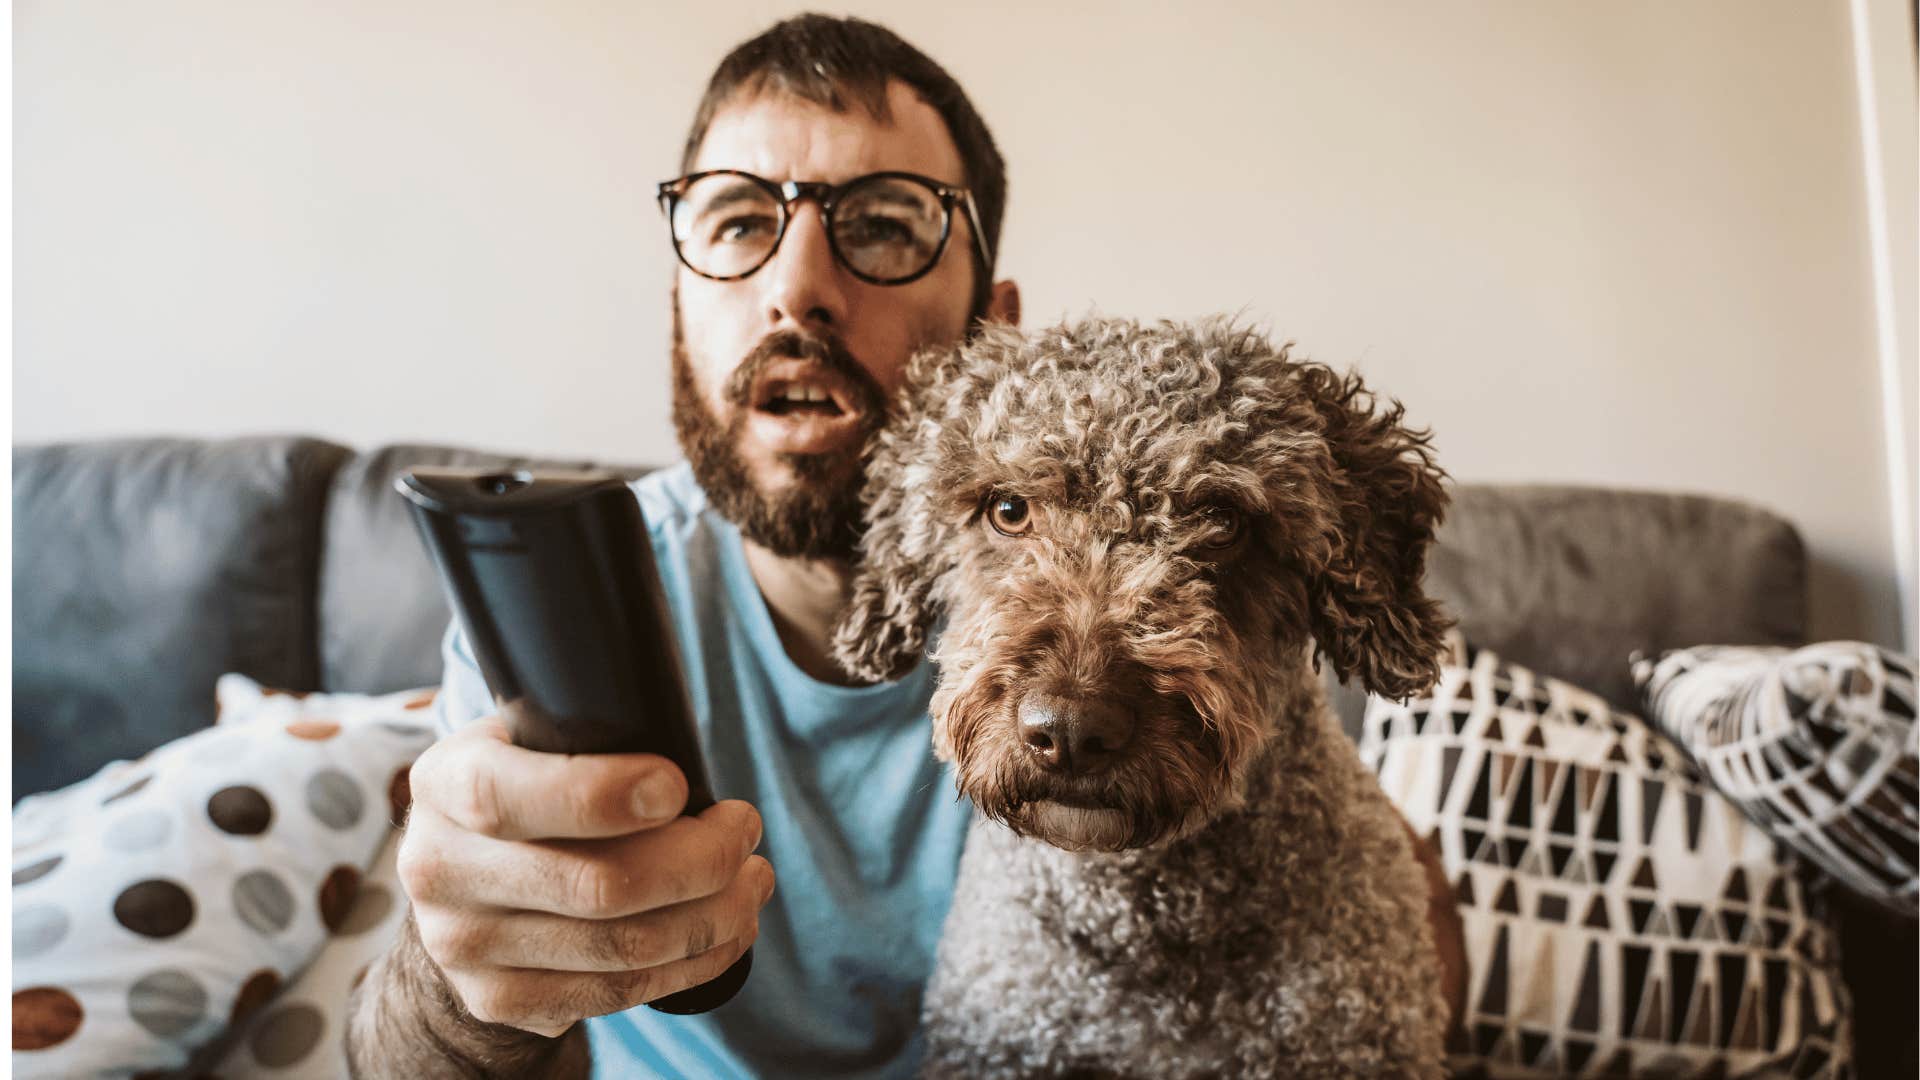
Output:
[961, 191, 994, 274]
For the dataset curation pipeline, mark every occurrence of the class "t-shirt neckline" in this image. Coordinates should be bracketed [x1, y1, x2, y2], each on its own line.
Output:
[708, 503, 928, 709]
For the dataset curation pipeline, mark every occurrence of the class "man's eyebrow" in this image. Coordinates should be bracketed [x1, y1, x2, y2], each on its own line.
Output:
[847, 187, 930, 212]
[693, 181, 771, 213]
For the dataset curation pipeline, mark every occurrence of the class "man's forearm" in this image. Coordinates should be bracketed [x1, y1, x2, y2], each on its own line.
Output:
[347, 912, 590, 1080]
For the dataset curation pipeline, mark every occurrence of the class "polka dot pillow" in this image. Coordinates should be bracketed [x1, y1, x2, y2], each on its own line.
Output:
[206, 829, 411, 1077]
[11, 675, 437, 1078]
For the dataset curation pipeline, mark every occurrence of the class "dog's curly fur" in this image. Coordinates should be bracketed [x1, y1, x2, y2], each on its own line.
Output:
[832, 315, 1455, 1077]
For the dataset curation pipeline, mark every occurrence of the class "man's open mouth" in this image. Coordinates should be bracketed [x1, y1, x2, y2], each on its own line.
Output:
[757, 379, 851, 419]
[742, 361, 870, 456]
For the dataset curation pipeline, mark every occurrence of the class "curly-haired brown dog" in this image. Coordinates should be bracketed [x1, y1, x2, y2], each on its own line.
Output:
[834, 315, 1458, 1078]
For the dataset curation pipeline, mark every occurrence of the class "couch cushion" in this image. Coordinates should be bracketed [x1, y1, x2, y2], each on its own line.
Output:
[316, 444, 651, 695]
[1425, 486, 1808, 714]
[12, 437, 352, 799]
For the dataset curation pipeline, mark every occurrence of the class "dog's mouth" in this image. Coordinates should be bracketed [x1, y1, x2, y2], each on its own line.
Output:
[1035, 790, 1114, 810]
[1019, 802, 1137, 851]
[985, 776, 1190, 852]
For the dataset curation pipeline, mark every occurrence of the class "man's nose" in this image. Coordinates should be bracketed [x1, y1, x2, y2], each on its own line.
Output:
[761, 204, 847, 332]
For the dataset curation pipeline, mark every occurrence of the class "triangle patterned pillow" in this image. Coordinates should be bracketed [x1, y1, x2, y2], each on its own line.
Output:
[1359, 636, 1853, 1079]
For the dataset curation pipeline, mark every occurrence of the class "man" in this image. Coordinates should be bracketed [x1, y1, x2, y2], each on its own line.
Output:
[347, 14, 1020, 1079]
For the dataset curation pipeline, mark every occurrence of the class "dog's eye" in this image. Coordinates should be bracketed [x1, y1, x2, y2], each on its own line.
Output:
[986, 495, 1034, 537]
[1199, 507, 1243, 549]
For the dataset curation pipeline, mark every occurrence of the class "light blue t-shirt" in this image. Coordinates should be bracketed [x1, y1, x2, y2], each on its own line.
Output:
[435, 461, 972, 1079]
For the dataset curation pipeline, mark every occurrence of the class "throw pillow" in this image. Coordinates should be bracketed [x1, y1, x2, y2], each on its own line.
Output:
[1632, 641, 1918, 912]
[205, 830, 411, 1078]
[1359, 637, 1854, 1079]
[11, 676, 436, 1078]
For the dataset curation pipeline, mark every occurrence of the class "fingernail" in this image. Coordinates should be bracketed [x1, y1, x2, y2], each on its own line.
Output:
[634, 772, 678, 819]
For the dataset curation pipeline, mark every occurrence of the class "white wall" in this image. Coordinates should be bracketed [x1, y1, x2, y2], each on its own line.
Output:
[15, 1, 1916, 648]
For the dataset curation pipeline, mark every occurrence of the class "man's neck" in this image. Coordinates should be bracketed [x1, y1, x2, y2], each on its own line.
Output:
[741, 539, 865, 686]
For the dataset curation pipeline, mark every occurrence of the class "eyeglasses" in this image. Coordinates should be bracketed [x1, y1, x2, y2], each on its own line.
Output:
[657, 170, 993, 286]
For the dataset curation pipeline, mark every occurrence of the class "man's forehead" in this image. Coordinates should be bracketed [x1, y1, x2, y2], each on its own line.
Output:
[688, 80, 967, 187]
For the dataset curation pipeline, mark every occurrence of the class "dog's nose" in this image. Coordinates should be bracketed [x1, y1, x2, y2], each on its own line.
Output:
[1017, 694, 1136, 774]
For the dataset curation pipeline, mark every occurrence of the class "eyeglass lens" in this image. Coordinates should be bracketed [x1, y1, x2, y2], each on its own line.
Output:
[670, 174, 947, 282]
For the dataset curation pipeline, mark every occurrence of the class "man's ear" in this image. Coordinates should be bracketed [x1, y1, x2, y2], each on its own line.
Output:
[984, 279, 1020, 327]
[1294, 363, 1453, 701]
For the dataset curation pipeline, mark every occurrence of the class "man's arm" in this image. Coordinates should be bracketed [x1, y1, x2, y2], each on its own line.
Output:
[346, 914, 589, 1080]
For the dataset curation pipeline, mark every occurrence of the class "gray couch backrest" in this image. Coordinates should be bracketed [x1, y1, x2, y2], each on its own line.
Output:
[13, 436, 1808, 797]
[315, 444, 651, 697]
[12, 437, 351, 797]
[1427, 485, 1806, 709]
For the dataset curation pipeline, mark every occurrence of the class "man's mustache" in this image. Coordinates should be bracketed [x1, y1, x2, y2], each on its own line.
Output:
[721, 329, 887, 419]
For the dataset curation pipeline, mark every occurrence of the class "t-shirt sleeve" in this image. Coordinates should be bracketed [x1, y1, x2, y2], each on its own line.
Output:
[434, 618, 495, 736]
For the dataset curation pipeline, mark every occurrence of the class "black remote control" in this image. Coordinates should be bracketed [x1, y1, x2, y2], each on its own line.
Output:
[397, 466, 751, 1015]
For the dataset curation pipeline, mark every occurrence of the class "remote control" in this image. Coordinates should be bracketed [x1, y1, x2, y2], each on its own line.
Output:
[397, 466, 751, 1015]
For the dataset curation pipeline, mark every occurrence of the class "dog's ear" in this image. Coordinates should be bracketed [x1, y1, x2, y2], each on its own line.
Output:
[831, 348, 969, 684]
[832, 463, 946, 684]
[1292, 363, 1452, 700]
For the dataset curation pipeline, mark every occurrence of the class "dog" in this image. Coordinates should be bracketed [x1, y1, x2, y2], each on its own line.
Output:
[834, 315, 1460, 1078]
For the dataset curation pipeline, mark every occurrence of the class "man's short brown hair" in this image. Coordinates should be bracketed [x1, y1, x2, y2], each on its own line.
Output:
[681, 14, 1006, 316]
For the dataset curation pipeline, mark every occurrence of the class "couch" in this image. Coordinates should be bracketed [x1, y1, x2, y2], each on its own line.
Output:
[12, 434, 1914, 1075]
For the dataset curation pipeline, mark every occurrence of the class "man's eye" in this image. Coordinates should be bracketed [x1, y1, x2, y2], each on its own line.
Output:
[711, 214, 777, 244]
[986, 495, 1034, 537]
[838, 214, 917, 248]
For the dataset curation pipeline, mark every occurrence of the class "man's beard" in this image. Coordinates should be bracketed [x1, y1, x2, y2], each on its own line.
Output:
[670, 311, 888, 560]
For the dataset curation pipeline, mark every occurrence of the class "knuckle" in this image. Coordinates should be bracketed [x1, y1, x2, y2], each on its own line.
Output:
[446, 768, 509, 837]
[395, 840, 448, 903]
[737, 804, 764, 856]
[682, 912, 718, 958]
[609, 967, 657, 1010]
[746, 855, 775, 903]
[454, 978, 513, 1028]
[470, 981, 558, 1033]
[567, 858, 626, 919]
[423, 914, 493, 968]
[600, 917, 665, 968]
[701, 837, 738, 895]
[407, 741, 451, 793]
[701, 933, 750, 979]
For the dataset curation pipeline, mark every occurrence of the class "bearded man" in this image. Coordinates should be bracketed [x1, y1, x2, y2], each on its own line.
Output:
[347, 14, 1020, 1079]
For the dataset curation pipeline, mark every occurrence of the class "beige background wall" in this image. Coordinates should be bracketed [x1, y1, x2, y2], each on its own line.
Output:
[15, 1, 1916, 649]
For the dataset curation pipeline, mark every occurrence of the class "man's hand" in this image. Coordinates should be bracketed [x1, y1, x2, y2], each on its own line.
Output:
[348, 718, 772, 1076]
[403, 718, 773, 1034]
